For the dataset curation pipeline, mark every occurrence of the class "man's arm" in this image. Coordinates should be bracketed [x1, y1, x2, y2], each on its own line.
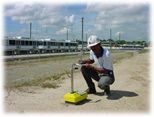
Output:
[79, 59, 94, 64]
[93, 67, 109, 74]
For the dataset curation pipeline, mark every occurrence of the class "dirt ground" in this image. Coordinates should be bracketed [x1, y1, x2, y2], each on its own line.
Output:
[4, 52, 150, 113]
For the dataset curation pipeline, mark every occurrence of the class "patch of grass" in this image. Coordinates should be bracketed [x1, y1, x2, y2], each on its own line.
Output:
[112, 52, 134, 64]
[5, 50, 140, 90]
[138, 49, 149, 54]
[41, 80, 59, 88]
[5, 53, 89, 66]
[8, 72, 69, 89]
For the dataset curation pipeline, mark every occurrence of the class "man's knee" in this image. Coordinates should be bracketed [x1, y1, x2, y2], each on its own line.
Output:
[98, 76, 111, 90]
[98, 82, 107, 90]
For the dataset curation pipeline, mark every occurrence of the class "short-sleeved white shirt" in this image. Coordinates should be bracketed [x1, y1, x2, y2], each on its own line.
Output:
[90, 48, 113, 70]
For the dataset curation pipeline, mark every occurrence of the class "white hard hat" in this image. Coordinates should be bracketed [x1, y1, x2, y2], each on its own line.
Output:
[87, 35, 100, 48]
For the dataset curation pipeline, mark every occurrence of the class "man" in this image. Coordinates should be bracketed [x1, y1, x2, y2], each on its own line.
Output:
[79, 35, 115, 96]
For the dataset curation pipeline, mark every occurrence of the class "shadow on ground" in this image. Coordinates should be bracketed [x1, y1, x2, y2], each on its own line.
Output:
[63, 90, 138, 106]
[64, 99, 92, 106]
[107, 90, 138, 100]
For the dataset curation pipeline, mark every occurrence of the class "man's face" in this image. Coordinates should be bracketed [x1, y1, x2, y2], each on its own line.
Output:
[90, 44, 100, 54]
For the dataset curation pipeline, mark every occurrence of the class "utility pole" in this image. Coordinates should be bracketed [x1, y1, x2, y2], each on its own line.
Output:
[30, 22, 32, 39]
[80, 17, 84, 60]
[109, 28, 112, 49]
[119, 32, 121, 40]
[66, 28, 68, 40]
[81, 17, 84, 52]
[86, 33, 88, 43]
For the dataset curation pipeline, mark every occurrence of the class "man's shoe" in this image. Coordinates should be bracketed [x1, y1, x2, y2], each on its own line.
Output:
[104, 86, 111, 96]
[85, 88, 96, 94]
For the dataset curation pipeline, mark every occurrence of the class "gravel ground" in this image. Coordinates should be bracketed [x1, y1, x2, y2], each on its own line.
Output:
[4, 50, 150, 113]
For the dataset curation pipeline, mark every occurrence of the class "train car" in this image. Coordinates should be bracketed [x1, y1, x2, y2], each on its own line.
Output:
[120, 44, 144, 50]
[4, 36, 78, 55]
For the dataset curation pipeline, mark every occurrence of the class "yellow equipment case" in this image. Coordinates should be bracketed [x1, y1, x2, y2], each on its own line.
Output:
[64, 92, 87, 104]
[64, 63, 88, 104]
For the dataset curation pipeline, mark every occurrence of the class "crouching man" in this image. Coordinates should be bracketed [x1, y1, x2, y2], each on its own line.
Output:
[79, 35, 115, 96]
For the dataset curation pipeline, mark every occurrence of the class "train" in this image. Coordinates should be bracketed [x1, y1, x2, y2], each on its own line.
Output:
[120, 44, 144, 50]
[4, 36, 144, 56]
[4, 36, 80, 55]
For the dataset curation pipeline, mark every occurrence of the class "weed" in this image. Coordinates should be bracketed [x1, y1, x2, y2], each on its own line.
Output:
[8, 73, 67, 89]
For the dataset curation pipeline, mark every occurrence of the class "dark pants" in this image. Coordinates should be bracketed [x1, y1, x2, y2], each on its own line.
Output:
[81, 66, 115, 91]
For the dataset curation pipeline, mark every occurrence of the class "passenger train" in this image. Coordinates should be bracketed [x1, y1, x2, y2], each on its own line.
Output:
[4, 36, 144, 56]
[120, 44, 144, 50]
[4, 36, 79, 55]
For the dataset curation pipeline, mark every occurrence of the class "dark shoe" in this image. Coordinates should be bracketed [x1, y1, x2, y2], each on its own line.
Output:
[85, 88, 96, 94]
[104, 86, 111, 96]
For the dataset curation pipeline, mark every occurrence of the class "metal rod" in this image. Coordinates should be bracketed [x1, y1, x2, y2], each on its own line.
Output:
[70, 63, 81, 93]
[71, 64, 74, 93]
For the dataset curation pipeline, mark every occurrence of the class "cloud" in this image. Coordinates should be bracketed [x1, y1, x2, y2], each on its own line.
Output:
[115, 31, 124, 36]
[85, 3, 149, 40]
[86, 3, 149, 29]
[4, 3, 149, 41]
[5, 3, 64, 27]
[56, 27, 70, 35]
[65, 14, 75, 24]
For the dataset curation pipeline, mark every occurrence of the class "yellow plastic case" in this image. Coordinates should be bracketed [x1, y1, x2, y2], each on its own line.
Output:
[64, 92, 88, 103]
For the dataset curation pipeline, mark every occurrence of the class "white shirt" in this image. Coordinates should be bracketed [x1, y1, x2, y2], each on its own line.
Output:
[89, 48, 113, 70]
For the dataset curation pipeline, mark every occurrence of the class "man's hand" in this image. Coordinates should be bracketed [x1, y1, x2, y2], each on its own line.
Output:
[83, 64, 94, 69]
[78, 59, 94, 64]
[78, 60, 84, 64]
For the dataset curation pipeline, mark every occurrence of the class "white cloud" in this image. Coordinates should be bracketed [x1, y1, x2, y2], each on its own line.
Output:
[56, 27, 70, 35]
[4, 3, 149, 41]
[86, 4, 149, 29]
[115, 31, 124, 36]
[65, 14, 75, 24]
[5, 3, 63, 26]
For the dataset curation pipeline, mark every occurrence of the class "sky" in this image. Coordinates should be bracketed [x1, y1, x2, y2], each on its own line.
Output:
[4, 2, 150, 42]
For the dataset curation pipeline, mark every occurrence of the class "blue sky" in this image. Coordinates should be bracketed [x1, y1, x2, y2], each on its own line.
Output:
[4, 2, 150, 42]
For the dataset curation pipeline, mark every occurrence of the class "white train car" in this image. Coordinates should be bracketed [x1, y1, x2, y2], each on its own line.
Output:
[4, 37, 78, 55]
[120, 44, 144, 50]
